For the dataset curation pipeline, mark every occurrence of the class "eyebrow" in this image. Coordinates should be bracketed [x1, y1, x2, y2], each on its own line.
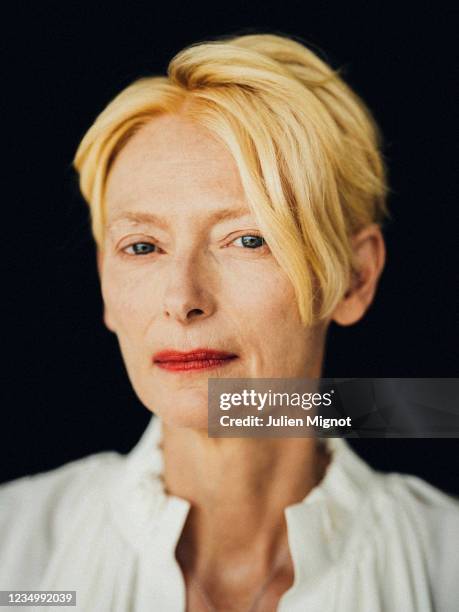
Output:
[107, 206, 252, 231]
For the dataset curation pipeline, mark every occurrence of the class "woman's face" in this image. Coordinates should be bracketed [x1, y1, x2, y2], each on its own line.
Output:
[100, 114, 328, 429]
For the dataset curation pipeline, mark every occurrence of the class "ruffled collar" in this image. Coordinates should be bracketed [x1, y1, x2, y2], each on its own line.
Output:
[108, 414, 377, 576]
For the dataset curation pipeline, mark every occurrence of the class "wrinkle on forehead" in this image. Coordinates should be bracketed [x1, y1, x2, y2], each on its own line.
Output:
[111, 114, 236, 170]
[104, 114, 247, 215]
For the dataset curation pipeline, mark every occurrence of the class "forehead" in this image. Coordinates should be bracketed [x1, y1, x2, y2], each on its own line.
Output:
[104, 114, 247, 218]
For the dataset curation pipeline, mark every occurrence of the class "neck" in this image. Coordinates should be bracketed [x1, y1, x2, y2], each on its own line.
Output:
[161, 423, 330, 581]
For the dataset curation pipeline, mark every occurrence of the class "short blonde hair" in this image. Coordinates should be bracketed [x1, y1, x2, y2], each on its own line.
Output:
[73, 32, 390, 326]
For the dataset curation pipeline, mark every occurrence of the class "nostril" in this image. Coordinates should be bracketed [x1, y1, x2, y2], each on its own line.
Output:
[187, 308, 204, 319]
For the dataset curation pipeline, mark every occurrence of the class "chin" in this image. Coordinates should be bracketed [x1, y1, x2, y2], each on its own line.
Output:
[145, 401, 209, 431]
[161, 411, 209, 431]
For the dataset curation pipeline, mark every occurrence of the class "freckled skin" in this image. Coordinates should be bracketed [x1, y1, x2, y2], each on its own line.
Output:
[99, 114, 328, 429]
[95, 114, 386, 608]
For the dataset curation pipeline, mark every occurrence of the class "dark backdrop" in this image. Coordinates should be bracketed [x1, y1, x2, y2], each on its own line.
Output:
[3, 2, 458, 495]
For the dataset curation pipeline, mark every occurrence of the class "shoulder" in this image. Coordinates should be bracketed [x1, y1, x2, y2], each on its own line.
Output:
[333, 438, 459, 541]
[335, 439, 459, 541]
[372, 470, 459, 540]
[0, 450, 124, 518]
[367, 470, 459, 611]
[329, 439, 459, 611]
[0, 451, 124, 586]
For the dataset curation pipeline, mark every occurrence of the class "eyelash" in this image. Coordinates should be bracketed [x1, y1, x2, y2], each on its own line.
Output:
[120, 234, 268, 257]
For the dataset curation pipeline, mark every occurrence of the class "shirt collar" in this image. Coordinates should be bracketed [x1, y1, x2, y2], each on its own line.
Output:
[108, 414, 375, 573]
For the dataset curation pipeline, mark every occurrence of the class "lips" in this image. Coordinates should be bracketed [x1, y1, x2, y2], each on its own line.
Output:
[153, 348, 238, 372]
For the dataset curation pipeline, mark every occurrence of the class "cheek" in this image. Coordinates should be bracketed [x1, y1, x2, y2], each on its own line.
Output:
[226, 263, 300, 327]
[101, 257, 302, 344]
[101, 270, 156, 394]
[221, 264, 305, 367]
[101, 268, 153, 338]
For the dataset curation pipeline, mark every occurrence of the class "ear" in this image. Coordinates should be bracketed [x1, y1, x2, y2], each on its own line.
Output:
[331, 224, 386, 326]
[96, 248, 116, 333]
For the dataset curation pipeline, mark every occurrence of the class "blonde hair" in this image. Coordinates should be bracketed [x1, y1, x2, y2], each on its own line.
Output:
[73, 32, 390, 326]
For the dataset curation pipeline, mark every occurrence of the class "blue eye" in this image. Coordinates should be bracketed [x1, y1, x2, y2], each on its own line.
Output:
[124, 242, 156, 255]
[233, 235, 266, 249]
[122, 235, 266, 257]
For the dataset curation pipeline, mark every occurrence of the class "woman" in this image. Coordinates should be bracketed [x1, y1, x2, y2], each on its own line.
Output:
[1, 33, 458, 612]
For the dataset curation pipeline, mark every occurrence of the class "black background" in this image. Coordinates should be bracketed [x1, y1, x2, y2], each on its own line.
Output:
[2, 2, 458, 494]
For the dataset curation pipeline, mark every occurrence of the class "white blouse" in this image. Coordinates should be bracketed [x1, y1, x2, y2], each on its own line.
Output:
[1, 415, 458, 612]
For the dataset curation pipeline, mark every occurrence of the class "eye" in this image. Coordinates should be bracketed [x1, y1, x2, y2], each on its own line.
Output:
[123, 242, 157, 255]
[232, 235, 266, 249]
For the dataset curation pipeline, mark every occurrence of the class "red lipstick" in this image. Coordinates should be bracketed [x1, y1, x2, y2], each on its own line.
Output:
[152, 348, 238, 372]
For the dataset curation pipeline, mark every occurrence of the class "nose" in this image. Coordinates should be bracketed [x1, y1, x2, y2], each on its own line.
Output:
[162, 251, 216, 324]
